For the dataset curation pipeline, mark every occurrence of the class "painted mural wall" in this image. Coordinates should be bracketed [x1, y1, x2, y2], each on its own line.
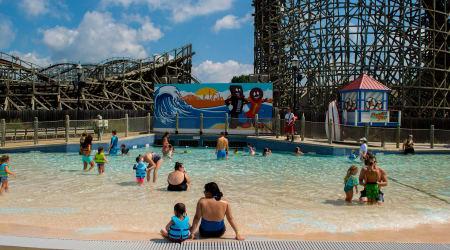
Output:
[154, 83, 273, 134]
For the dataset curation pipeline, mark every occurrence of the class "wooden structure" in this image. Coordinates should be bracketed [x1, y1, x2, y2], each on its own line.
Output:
[253, 0, 449, 118]
[0, 44, 198, 111]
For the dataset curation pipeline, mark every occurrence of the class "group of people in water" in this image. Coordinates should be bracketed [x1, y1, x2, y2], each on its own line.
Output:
[78, 131, 243, 242]
[344, 137, 389, 204]
[1, 126, 419, 242]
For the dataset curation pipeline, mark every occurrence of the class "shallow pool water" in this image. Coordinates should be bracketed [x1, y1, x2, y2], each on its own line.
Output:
[1, 147, 450, 237]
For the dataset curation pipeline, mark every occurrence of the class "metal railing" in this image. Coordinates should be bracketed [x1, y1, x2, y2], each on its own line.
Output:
[0, 114, 448, 149]
[0, 114, 151, 146]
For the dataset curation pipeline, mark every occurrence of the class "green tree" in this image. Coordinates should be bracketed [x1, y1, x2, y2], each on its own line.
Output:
[231, 74, 250, 83]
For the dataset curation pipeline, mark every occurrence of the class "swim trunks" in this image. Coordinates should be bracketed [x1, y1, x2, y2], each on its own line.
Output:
[0, 176, 8, 183]
[217, 150, 227, 159]
[136, 177, 144, 184]
[82, 155, 92, 163]
[365, 183, 380, 200]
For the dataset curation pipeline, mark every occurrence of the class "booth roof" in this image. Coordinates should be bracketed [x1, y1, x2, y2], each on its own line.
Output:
[340, 73, 391, 91]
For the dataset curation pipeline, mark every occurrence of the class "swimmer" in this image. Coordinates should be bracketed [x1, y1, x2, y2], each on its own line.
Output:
[164, 144, 174, 159]
[94, 147, 108, 174]
[216, 132, 229, 160]
[142, 152, 163, 183]
[343, 165, 359, 202]
[262, 147, 272, 156]
[348, 150, 358, 160]
[294, 147, 304, 156]
[0, 155, 16, 194]
[120, 144, 130, 155]
[180, 146, 189, 154]
[133, 155, 147, 186]
[108, 130, 119, 155]
[247, 144, 256, 156]
[162, 132, 170, 155]
[233, 148, 239, 155]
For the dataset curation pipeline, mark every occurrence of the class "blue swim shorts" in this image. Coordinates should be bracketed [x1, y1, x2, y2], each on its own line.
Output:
[82, 155, 92, 163]
[0, 176, 8, 183]
[217, 150, 227, 159]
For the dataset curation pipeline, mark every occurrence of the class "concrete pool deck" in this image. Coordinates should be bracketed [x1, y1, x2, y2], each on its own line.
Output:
[1, 235, 449, 250]
[0, 133, 449, 155]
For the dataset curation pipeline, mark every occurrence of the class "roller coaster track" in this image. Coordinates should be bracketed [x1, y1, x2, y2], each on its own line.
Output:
[0, 44, 198, 111]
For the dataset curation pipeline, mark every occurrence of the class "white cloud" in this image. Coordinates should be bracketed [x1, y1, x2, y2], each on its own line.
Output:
[19, 0, 48, 17]
[9, 51, 52, 67]
[41, 11, 163, 62]
[19, 0, 70, 20]
[101, 0, 233, 23]
[0, 18, 15, 49]
[213, 13, 251, 32]
[42, 27, 78, 50]
[193, 60, 253, 82]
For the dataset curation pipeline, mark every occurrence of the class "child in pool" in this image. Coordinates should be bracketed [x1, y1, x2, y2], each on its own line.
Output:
[94, 147, 108, 174]
[294, 147, 304, 156]
[0, 155, 16, 194]
[234, 148, 239, 155]
[348, 150, 358, 161]
[262, 147, 272, 156]
[121, 144, 130, 155]
[161, 203, 191, 243]
[343, 165, 359, 202]
[247, 144, 256, 156]
[133, 155, 147, 186]
[167, 144, 174, 158]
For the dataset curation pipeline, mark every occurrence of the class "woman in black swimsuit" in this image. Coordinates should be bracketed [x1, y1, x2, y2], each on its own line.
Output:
[167, 162, 191, 191]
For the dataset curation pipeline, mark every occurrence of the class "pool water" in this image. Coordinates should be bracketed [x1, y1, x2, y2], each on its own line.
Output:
[1, 147, 450, 238]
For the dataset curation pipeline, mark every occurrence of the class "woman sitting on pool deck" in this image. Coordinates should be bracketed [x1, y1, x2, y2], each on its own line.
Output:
[402, 134, 415, 155]
[167, 162, 191, 191]
[190, 182, 244, 240]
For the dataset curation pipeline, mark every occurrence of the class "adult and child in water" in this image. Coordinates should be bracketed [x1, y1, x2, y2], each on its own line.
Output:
[344, 138, 388, 204]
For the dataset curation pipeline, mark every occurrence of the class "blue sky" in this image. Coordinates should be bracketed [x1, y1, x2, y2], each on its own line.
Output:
[0, 0, 254, 82]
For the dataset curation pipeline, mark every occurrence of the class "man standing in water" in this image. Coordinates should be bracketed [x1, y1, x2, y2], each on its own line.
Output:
[359, 155, 388, 204]
[216, 132, 229, 160]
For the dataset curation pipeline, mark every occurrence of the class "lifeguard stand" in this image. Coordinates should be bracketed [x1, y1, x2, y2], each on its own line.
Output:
[339, 74, 400, 127]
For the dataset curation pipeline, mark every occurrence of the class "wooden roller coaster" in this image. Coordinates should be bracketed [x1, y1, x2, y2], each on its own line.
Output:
[0, 44, 198, 111]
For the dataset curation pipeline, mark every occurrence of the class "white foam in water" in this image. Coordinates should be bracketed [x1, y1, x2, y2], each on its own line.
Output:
[2, 149, 450, 237]
[145, 144, 150, 148]
[132, 145, 137, 149]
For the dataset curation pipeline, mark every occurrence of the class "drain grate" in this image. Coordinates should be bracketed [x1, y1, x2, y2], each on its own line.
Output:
[1, 236, 449, 250]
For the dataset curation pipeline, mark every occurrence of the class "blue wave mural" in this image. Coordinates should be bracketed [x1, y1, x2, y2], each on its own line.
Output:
[154, 83, 273, 131]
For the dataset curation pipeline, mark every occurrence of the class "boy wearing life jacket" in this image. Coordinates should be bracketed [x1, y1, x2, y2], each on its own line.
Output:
[94, 147, 108, 175]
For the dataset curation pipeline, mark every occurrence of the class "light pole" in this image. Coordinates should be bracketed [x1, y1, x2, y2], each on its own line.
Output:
[291, 56, 299, 113]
